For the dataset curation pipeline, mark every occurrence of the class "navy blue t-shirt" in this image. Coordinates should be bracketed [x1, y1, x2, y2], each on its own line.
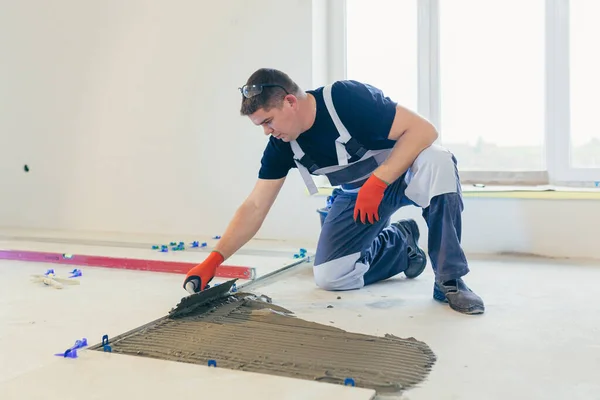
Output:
[258, 80, 398, 180]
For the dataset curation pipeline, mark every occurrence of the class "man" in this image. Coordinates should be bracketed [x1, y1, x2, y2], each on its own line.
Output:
[183, 68, 484, 315]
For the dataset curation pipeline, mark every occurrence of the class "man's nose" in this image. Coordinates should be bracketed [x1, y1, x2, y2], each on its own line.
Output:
[263, 125, 274, 135]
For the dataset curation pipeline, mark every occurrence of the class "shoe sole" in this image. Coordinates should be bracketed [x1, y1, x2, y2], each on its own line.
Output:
[400, 219, 427, 279]
[404, 248, 427, 279]
[433, 286, 485, 315]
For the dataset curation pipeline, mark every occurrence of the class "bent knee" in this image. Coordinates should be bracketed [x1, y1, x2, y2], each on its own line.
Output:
[314, 275, 338, 291]
[313, 268, 346, 291]
[420, 146, 457, 171]
[312, 253, 368, 291]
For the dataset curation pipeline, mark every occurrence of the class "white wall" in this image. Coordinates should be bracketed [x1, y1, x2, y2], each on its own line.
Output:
[394, 198, 600, 261]
[0, 0, 324, 241]
[1, 1, 598, 261]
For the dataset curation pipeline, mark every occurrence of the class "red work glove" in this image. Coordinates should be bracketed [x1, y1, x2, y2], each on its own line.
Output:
[354, 174, 389, 224]
[183, 251, 224, 294]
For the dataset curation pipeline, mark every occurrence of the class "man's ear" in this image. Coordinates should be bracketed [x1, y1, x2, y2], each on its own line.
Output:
[284, 94, 298, 109]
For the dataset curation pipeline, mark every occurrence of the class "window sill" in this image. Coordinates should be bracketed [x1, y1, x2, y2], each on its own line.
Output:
[312, 185, 600, 200]
[461, 184, 600, 200]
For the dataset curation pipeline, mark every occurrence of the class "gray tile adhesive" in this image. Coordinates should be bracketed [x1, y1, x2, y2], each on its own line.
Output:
[92, 279, 436, 394]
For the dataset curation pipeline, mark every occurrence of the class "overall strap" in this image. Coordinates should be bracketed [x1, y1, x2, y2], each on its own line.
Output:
[322, 84, 351, 166]
[322, 84, 368, 163]
[290, 140, 319, 195]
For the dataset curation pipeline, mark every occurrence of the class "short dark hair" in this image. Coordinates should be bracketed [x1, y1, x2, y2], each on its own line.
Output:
[239, 68, 301, 116]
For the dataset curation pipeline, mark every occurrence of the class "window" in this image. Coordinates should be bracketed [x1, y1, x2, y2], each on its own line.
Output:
[569, 0, 600, 169]
[439, 0, 546, 172]
[342, 0, 600, 187]
[345, 0, 418, 111]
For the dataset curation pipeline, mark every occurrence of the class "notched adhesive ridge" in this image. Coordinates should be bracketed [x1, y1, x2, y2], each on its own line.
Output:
[98, 291, 436, 394]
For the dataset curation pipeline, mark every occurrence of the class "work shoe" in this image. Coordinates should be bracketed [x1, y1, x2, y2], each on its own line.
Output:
[392, 219, 427, 279]
[433, 278, 485, 315]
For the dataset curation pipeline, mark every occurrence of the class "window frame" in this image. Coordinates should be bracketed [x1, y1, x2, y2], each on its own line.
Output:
[333, 0, 600, 188]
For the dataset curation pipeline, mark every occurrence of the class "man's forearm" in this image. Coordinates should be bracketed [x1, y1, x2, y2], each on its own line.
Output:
[213, 200, 267, 260]
[373, 123, 439, 185]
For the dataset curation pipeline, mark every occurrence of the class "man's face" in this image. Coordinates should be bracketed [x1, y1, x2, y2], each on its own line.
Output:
[249, 96, 301, 142]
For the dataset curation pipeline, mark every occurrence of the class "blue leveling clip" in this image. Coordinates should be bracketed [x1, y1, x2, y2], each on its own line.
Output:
[73, 338, 88, 349]
[213, 235, 221, 239]
[344, 378, 355, 386]
[231, 283, 237, 293]
[44, 269, 55, 276]
[152, 245, 159, 250]
[293, 248, 308, 258]
[208, 359, 217, 367]
[102, 334, 112, 352]
[54, 337, 88, 358]
[57, 348, 79, 358]
[191, 241, 199, 248]
[69, 269, 82, 278]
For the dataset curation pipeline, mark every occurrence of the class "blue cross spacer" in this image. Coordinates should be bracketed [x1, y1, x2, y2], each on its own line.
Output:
[208, 359, 217, 367]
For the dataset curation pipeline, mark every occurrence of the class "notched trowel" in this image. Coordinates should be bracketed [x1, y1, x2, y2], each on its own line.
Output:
[168, 278, 238, 319]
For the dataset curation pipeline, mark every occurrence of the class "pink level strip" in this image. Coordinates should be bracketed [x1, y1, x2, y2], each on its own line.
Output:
[0, 249, 255, 280]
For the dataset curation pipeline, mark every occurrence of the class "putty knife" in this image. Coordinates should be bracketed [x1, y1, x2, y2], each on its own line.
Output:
[168, 278, 238, 319]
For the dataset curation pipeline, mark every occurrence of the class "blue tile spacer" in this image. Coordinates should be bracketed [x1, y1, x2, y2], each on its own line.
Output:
[69, 268, 82, 278]
[54, 337, 88, 358]
[73, 338, 88, 349]
[208, 359, 216, 367]
[54, 348, 77, 358]
[344, 378, 355, 386]
[63, 348, 78, 358]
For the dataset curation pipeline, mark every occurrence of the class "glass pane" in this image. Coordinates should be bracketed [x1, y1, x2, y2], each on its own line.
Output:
[570, 1, 600, 168]
[439, 0, 545, 171]
[346, 0, 418, 112]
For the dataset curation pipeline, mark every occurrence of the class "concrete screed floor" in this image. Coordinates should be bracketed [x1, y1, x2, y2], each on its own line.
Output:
[1, 243, 599, 400]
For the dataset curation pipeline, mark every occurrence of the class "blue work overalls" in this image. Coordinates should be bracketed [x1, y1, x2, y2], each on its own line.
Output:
[291, 84, 469, 290]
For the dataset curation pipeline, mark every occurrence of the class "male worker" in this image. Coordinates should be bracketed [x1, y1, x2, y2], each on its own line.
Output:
[184, 68, 484, 315]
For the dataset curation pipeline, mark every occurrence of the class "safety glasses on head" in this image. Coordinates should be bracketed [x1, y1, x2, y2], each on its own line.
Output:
[239, 83, 290, 98]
